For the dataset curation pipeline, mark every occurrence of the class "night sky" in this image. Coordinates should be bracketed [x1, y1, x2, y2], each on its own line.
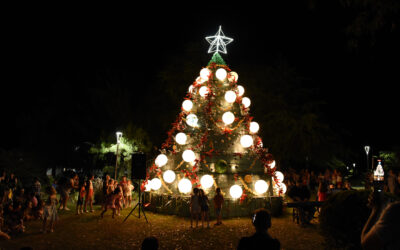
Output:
[3, 2, 400, 163]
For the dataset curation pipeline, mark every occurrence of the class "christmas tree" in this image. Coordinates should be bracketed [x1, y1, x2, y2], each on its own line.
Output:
[144, 26, 286, 206]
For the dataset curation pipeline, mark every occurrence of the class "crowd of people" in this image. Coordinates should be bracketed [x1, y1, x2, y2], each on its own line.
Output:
[0, 170, 136, 239]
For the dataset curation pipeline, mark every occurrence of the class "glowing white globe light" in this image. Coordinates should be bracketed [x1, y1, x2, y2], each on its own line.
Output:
[196, 76, 206, 84]
[215, 68, 227, 81]
[280, 183, 287, 194]
[175, 132, 187, 145]
[268, 160, 276, 169]
[182, 149, 196, 162]
[144, 182, 151, 192]
[199, 86, 210, 97]
[237, 85, 245, 96]
[200, 68, 211, 80]
[249, 122, 259, 133]
[200, 175, 214, 189]
[178, 178, 192, 193]
[255, 180, 269, 194]
[275, 171, 284, 183]
[150, 178, 161, 191]
[242, 97, 251, 108]
[155, 154, 168, 167]
[222, 111, 235, 125]
[186, 114, 198, 127]
[240, 135, 254, 148]
[163, 170, 176, 184]
[182, 100, 193, 112]
[224, 90, 237, 103]
[230, 185, 243, 199]
[229, 71, 238, 82]
[188, 85, 194, 94]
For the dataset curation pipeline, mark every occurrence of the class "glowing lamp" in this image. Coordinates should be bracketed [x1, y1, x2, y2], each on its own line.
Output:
[196, 76, 206, 84]
[237, 85, 244, 96]
[186, 114, 198, 127]
[268, 160, 276, 169]
[255, 180, 268, 194]
[188, 85, 194, 93]
[163, 170, 176, 184]
[224, 91, 237, 103]
[249, 122, 259, 133]
[275, 171, 284, 183]
[374, 160, 384, 181]
[229, 71, 238, 82]
[230, 185, 243, 199]
[144, 182, 151, 192]
[199, 86, 210, 97]
[150, 178, 161, 191]
[240, 135, 253, 148]
[178, 178, 192, 193]
[182, 100, 193, 112]
[155, 154, 168, 167]
[222, 111, 235, 125]
[216, 68, 227, 81]
[175, 132, 187, 145]
[242, 97, 251, 108]
[182, 149, 195, 162]
[200, 175, 214, 189]
[200, 68, 211, 80]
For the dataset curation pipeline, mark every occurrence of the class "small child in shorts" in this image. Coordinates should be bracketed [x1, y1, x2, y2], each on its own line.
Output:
[76, 181, 86, 215]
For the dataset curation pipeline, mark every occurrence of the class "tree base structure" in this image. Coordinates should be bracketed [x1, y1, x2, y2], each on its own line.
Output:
[143, 192, 283, 218]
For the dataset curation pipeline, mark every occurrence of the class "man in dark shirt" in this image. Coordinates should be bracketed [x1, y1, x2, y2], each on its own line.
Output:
[237, 208, 280, 250]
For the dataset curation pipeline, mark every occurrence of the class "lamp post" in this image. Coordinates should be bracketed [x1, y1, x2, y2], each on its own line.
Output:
[115, 132, 123, 180]
[364, 146, 370, 172]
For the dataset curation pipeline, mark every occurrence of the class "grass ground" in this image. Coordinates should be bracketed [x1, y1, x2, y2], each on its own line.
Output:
[1, 201, 325, 250]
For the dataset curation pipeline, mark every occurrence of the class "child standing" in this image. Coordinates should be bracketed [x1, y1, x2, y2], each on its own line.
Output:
[213, 187, 224, 225]
[100, 188, 118, 219]
[76, 181, 86, 215]
[199, 189, 210, 228]
[126, 180, 134, 208]
[84, 175, 94, 213]
[190, 188, 200, 228]
[42, 187, 58, 233]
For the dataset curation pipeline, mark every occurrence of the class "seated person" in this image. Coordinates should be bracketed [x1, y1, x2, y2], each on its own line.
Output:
[237, 208, 280, 250]
[288, 181, 315, 225]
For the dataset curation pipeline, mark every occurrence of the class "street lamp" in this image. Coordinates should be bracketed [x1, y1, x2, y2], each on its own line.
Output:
[115, 131, 123, 179]
[364, 146, 370, 171]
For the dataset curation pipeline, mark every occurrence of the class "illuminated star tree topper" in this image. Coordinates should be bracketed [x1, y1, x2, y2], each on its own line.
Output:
[205, 26, 233, 54]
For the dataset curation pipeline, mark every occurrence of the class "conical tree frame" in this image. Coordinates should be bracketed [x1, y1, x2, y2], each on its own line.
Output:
[144, 53, 282, 201]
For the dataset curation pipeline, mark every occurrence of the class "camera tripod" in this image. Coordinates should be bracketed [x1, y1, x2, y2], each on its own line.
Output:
[123, 179, 149, 223]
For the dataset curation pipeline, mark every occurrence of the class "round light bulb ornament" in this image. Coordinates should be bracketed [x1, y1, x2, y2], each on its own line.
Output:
[275, 171, 284, 183]
[268, 160, 276, 169]
[255, 180, 269, 194]
[228, 71, 238, 82]
[242, 97, 251, 108]
[222, 111, 235, 125]
[224, 90, 237, 103]
[249, 122, 259, 134]
[178, 178, 192, 193]
[144, 181, 151, 192]
[150, 178, 162, 191]
[200, 175, 214, 189]
[186, 114, 198, 127]
[175, 132, 187, 145]
[196, 76, 206, 84]
[155, 154, 168, 167]
[182, 100, 193, 112]
[182, 149, 196, 162]
[199, 86, 210, 97]
[163, 170, 176, 184]
[237, 85, 245, 96]
[240, 135, 253, 148]
[215, 68, 227, 81]
[200, 68, 211, 80]
[230, 184, 243, 199]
